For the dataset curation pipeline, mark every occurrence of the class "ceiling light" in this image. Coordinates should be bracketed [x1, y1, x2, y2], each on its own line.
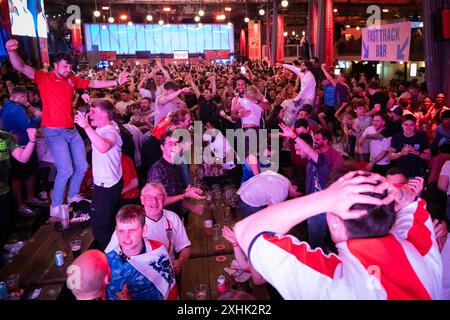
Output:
[146, 15, 153, 22]
[259, 9, 265, 16]
[382, 9, 389, 13]
[194, 16, 200, 22]
[244, 17, 249, 23]
[345, 25, 351, 28]
[283, 31, 288, 36]
[291, 31, 295, 35]
[120, 15, 127, 20]
[198, 22, 203, 28]
[93, 10, 101, 17]
[225, 7, 232, 12]
[281, 1, 288, 8]
[108, 17, 114, 23]
[198, 9, 205, 17]
[163, 7, 171, 12]
[356, 26, 360, 30]
[102, 6, 109, 10]
[228, 22, 232, 26]
[75, 18, 81, 25]
[159, 20, 164, 25]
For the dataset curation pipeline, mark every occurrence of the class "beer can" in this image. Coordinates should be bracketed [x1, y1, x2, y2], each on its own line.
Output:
[217, 275, 226, 293]
[0, 281, 8, 300]
[55, 251, 64, 267]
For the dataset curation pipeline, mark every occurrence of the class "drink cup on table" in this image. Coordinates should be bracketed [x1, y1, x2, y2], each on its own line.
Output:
[71, 239, 81, 258]
[204, 219, 213, 236]
[195, 284, 207, 300]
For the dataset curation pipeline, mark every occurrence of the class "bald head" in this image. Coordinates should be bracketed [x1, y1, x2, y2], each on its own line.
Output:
[67, 249, 109, 300]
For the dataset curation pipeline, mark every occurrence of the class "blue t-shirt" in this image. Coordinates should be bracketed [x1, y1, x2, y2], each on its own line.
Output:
[106, 250, 163, 300]
[0, 100, 40, 146]
[305, 153, 330, 195]
[323, 84, 335, 107]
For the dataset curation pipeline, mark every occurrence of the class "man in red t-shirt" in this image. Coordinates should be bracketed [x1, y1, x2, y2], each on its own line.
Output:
[6, 39, 130, 219]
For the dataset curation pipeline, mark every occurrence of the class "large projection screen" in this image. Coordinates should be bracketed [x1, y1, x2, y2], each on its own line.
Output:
[8, 0, 48, 38]
[84, 23, 234, 54]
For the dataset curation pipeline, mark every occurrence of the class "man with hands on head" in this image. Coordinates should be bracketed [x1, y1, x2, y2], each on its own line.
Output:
[234, 168, 443, 299]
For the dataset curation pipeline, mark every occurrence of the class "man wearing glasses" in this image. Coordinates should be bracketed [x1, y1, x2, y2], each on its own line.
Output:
[147, 131, 205, 221]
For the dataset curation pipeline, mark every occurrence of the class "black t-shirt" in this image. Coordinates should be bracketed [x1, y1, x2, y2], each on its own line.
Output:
[369, 92, 389, 113]
[391, 131, 430, 177]
[184, 93, 198, 109]
[198, 96, 221, 127]
[381, 120, 403, 137]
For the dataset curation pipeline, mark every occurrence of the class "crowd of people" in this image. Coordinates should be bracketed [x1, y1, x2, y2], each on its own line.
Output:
[0, 37, 449, 299]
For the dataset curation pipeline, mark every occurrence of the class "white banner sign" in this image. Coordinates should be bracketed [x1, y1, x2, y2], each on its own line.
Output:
[361, 22, 411, 62]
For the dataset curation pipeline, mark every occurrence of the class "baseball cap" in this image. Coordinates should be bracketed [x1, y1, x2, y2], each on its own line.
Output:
[390, 106, 404, 116]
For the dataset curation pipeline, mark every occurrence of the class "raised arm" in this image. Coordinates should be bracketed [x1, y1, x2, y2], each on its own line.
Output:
[89, 72, 130, 89]
[11, 128, 37, 163]
[279, 123, 319, 163]
[74, 112, 114, 153]
[186, 75, 201, 99]
[156, 61, 171, 81]
[321, 63, 336, 87]
[281, 63, 302, 78]
[158, 87, 191, 106]
[210, 75, 217, 97]
[5, 39, 35, 80]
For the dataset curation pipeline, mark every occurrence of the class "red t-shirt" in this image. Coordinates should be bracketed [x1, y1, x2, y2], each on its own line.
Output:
[33, 70, 90, 128]
[151, 116, 171, 140]
[121, 155, 140, 199]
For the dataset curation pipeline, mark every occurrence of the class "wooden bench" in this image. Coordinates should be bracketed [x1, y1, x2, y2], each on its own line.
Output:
[0, 220, 93, 300]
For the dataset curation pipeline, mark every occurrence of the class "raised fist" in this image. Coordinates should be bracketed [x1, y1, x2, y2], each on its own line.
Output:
[5, 39, 20, 52]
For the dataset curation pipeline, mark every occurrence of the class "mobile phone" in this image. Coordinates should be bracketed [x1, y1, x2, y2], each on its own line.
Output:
[240, 66, 246, 74]
[78, 106, 88, 116]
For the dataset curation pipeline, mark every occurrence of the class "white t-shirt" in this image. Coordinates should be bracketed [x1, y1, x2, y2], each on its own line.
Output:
[115, 100, 135, 116]
[105, 209, 191, 255]
[237, 170, 290, 207]
[282, 64, 316, 101]
[203, 129, 236, 168]
[155, 96, 178, 124]
[240, 98, 262, 127]
[92, 124, 122, 187]
[361, 126, 392, 165]
[439, 161, 450, 195]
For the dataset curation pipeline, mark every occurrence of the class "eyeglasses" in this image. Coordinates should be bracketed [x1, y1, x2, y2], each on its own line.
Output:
[142, 195, 164, 201]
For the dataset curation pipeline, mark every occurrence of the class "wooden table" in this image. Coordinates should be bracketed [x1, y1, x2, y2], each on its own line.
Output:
[181, 254, 270, 300]
[0, 220, 93, 300]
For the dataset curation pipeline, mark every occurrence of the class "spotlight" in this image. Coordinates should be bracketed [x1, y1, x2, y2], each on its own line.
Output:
[225, 7, 232, 12]
[146, 15, 153, 22]
[194, 16, 200, 22]
[108, 17, 114, 23]
[102, 6, 109, 10]
[382, 9, 389, 13]
[244, 17, 249, 23]
[93, 10, 101, 18]
[198, 9, 205, 17]
[283, 31, 288, 36]
[291, 31, 295, 35]
[333, 8, 338, 13]
[75, 18, 81, 24]
[281, 1, 288, 8]
[163, 7, 171, 12]
[259, 9, 265, 16]
[120, 15, 127, 20]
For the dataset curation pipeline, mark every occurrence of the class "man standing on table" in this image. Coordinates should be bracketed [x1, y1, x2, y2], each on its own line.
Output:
[75, 99, 123, 250]
[5, 39, 130, 220]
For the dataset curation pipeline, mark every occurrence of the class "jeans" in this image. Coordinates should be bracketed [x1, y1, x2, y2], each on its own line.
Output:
[307, 213, 327, 249]
[238, 197, 265, 218]
[43, 127, 88, 207]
